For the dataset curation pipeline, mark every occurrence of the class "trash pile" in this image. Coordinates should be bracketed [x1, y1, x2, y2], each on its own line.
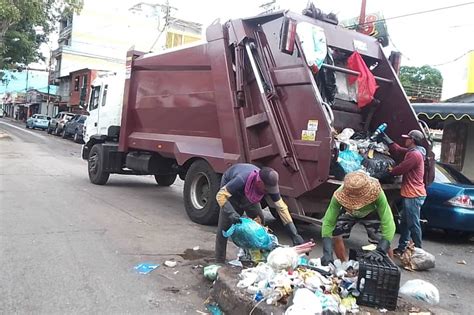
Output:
[235, 248, 362, 314]
[206, 218, 441, 313]
[212, 216, 363, 313]
[333, 125, 396, 183]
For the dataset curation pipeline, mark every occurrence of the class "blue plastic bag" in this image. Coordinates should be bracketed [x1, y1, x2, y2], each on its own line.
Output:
[222, 217, 276, 250]
[338, 148, 363, 174]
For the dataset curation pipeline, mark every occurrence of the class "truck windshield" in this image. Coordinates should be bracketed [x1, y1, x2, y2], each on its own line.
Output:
[89, 86, 101, 111]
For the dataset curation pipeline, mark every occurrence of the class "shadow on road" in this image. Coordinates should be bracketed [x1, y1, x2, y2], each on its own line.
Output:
[423, 228, 474, 244]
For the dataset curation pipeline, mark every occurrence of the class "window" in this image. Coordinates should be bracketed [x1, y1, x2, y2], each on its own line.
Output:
[165, 32, 200, 48]
[82, 75, 88, 88]
[89, 86, 101, 111]
[74, 76, 80, 91]
[101, 85, 108, 106]
[80, 75, 88, 105]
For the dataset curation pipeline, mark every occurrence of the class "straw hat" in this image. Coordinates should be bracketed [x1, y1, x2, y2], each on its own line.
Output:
[334, 171, 381, 211]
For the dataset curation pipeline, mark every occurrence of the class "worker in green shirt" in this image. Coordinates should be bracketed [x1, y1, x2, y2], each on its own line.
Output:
[321, 171, 396, 265]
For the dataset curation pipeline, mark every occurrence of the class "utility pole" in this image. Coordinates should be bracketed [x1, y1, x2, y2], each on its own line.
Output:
[149, 0, 172, 51]
[47, 50, 52, 117]
[25, 66, 29, 92]
[358, 0, 367, 31]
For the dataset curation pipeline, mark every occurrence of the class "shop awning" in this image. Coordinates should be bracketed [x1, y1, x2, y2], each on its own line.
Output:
[412, 103, 474, 121]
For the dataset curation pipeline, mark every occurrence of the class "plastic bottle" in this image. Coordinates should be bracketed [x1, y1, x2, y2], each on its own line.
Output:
[370, 123, 387, 141]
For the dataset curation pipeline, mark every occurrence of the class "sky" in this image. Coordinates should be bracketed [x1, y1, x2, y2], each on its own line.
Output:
[165, 0, 474, 69]
[30, 0, 474, 86]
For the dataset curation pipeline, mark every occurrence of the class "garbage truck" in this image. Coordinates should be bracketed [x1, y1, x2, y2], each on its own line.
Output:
[81, 9, 434, 226]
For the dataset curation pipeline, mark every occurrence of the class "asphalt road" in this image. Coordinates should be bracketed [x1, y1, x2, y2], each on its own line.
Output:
[0, 118, 472, 314]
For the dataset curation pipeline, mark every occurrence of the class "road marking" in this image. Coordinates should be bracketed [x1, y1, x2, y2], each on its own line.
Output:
[0, 121, 45, 139]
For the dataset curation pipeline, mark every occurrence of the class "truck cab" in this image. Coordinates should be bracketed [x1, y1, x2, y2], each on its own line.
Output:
[83, 72, 124, 146]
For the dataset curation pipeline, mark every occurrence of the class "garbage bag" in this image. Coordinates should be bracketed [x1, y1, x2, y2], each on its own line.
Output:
[338, 148, 363, 174]
[400, 243, 435, 271]
[285, 288, 323, 315]
[267, 247, 299, 271]
[399, 279, 440, 305]
[361, 151, 395, 182]
[336, 128, 355, 142]
[222, 217, 276, 250]
[411, 248, 436, 270]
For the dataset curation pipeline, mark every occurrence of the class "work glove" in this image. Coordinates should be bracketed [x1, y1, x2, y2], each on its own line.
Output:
[229, 213, 242, 225]
[284, 222, 304, 245]
[380, 132, 394, 145]
[363, 239, 390, 262]
[321, 237, 334, 266]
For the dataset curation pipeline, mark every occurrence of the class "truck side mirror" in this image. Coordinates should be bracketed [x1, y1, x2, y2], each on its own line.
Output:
[279, 17, 297, 55]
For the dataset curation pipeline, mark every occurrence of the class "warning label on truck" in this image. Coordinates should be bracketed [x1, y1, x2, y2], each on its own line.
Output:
[307, 120, 318, 131]
[301, 130, 316, 141]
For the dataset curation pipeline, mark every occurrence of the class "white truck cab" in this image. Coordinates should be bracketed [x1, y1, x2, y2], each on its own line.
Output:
[83, 72, 125, 144]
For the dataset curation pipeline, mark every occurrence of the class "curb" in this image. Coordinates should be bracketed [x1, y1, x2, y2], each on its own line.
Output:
[211, 266, 454, 315]
[211, 266, 282, 315]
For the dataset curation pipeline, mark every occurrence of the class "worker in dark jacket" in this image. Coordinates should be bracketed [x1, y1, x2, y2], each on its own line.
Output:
[215, 163, 304, 263]
[382, 130, 426, 254]
[321, 171, 395, 265]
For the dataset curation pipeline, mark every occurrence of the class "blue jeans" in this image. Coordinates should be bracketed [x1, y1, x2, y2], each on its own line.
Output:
[397, 196, 426, 250]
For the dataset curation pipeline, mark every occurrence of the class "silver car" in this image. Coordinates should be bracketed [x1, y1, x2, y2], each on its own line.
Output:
[26, 114, 51, 130]
[47, 112, 75, 135]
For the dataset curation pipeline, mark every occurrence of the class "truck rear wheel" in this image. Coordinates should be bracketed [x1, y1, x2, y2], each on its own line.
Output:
[183, 160, 221, 225]
[154, 174, 177, 186]
[88, 144, 110, 185]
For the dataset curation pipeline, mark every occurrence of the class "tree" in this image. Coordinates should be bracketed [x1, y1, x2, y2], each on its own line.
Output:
[399, 65, 443, 100]
[0, 0, 83, 68]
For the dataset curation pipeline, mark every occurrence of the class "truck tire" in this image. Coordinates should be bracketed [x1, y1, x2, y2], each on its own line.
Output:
[183, 160, 221, 225]
[88, 144, 110, 185]
[62, 128, 68, 138]
[154, 174, 177, 186]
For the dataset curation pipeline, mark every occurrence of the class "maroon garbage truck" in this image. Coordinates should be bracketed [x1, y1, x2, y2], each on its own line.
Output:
[81, 10, 434, 226]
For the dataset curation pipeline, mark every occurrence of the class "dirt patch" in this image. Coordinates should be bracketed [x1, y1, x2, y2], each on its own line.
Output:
[178, 248, 214, 261]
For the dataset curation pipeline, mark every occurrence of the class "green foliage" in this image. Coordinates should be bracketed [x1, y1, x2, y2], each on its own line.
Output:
[0, 0, 83, 68]
[399, 65, 443, 100]
[399, 65, 443, 89]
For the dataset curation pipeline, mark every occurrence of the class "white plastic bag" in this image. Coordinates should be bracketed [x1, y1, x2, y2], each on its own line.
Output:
[411, 248, 436, 270]
[399, 279, 440, 305]
[267, 247, 299, 271]
[285, 288, 323, 315]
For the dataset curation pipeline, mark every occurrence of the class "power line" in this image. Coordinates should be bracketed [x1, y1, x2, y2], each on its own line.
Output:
[356, 2, 474, 27]
[430, 49, 474, 67]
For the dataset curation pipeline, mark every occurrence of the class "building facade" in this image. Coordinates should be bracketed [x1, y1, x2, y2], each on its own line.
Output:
[49, 1, 202, 113]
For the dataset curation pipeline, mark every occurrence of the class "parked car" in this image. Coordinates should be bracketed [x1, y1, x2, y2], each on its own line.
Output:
[26, 114, 51, 130]
[421, 162, 474, 234]
[62, 114, 87, 142]
[47, 112, 75, 135]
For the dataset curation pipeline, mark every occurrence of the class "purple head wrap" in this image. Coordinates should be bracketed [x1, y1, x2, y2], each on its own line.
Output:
[244, 170, 265, 204]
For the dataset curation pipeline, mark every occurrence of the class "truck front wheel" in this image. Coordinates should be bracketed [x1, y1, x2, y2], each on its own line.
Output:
[88, 144, 110, 185]
[183, 160, 221, 225]
[154, 174, 177, 186]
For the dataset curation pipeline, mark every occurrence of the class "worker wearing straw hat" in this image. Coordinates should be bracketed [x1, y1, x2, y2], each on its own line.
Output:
[321, 171, 396, 265]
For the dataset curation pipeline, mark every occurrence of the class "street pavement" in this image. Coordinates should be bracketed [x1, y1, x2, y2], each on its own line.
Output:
[0, 118, 473, 314]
